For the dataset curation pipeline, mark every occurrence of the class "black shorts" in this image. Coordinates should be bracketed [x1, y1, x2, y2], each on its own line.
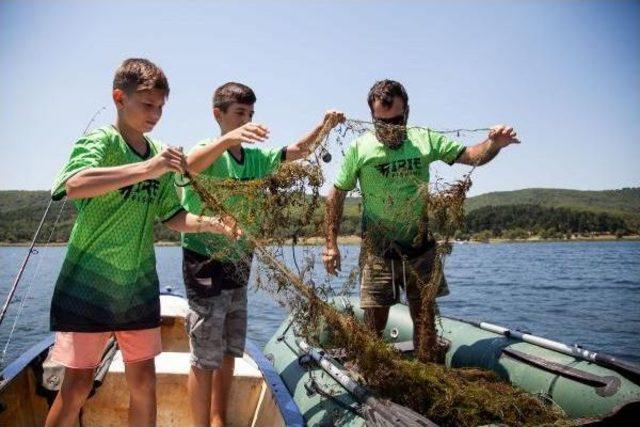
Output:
[182, 248, 252, 298]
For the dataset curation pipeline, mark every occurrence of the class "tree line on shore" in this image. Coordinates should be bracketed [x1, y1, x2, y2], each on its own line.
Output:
[456, 204, 635, 242]
[1, 200, 636, 244]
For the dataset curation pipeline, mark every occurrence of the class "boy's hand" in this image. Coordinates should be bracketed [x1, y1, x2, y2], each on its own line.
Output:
[146, 146, 186, 179]
[197, 215, 243, 240]
[488, 125, 520, 148]
[221, 214, 243, 240]
[220, 123, 269, 146]
[322, 110, 346, 129]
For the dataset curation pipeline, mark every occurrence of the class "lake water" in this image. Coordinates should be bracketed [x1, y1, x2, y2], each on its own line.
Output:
[1, 241, 639, 370]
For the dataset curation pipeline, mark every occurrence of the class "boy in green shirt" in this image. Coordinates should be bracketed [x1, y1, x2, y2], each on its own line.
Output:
[45, 59, 239, 427]
[323, 79, 519, 350]
[182, 82, 344, 427]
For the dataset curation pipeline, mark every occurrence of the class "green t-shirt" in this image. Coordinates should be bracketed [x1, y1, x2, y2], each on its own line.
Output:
[181, 142, 285, 261]
[50, 125, 183, 332]
[334, 127, 465, 251]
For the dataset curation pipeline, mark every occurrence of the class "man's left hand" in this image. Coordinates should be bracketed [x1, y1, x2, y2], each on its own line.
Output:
[488, 125, 520, 148]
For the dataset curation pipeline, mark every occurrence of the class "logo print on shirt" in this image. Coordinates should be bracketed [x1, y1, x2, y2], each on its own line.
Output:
[374, 157, 422, 178]
[119, 179, 160, 203]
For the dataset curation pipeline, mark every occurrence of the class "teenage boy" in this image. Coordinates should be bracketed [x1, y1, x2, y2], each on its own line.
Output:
[323, 79, 519, 349]
[45, 58, 239, 427]
[182, 82, 344, 427]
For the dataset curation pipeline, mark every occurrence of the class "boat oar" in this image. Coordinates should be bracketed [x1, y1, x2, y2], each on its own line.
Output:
[468, 320, 640, 383]
[297, 339, 437, 427]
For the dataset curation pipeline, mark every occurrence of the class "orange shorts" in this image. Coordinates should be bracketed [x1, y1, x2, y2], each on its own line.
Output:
[50, 327, 162, 369]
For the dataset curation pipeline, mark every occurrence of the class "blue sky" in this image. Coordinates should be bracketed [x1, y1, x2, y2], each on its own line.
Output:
[1, 0, 638, 196]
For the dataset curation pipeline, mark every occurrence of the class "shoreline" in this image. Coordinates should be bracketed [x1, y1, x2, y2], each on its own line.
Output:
[1, 234, 639, 247]
[469, 235, 640, 244]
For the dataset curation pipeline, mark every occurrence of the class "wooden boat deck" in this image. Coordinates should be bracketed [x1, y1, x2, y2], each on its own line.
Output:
[0, 293, 299, 427]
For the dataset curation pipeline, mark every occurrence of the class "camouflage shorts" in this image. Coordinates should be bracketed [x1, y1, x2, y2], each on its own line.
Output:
[359, 245, 449, 309]
[185, 287, 247, 370]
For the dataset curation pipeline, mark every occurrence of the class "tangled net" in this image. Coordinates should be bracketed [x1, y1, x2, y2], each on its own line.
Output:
[185, 119, 567, 426]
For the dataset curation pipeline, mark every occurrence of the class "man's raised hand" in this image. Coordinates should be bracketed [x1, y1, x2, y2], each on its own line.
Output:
[322, 246, 341, 276]
[488, 125, 520, 148]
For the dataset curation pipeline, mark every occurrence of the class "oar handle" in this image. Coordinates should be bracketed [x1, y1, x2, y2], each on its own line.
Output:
[297, 339, 370, 402]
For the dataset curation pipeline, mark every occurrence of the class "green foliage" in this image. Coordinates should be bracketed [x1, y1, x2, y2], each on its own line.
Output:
[465, 204, 629, 236]
[540, 227, 559, 239]
[471, 230, 492, 242]
[0, 193, 75, 243]
[502, 227, 529, 240]
[1, 188, 638, 243]
[453, 230, 470, 241]
[0, 191, 180, 243]
[465, 187, 640, 229]
[465, 187, 640, 215]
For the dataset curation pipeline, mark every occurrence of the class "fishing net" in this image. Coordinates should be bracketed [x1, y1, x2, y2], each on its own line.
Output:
[185, 119, 567, 426]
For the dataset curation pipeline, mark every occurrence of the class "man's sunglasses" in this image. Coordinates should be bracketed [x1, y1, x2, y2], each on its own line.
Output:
[373, 114, 405, 126]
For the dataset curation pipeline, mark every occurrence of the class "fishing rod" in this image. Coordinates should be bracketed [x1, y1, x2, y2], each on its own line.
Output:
[0, 107, 105, 328]
[0, 200, 53, 327]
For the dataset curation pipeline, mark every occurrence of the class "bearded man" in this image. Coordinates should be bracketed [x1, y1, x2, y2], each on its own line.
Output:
[322, 79, 519, 348]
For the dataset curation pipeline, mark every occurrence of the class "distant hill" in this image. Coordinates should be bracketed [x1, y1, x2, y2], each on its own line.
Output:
[0, 191, 54, 214]
[0, 187, 638, 243]
[465, 187, 640, 216]
[465, 204, 629, 236]
[464, 187, 640, 231]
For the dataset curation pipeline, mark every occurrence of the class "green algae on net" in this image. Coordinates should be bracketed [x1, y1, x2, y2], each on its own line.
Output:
[186, 119, 568, 426]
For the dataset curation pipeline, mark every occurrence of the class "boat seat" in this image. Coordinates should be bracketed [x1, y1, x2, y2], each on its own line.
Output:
[82, 351, 265, 427]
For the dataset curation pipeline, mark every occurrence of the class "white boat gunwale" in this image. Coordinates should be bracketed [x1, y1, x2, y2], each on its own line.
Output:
[0, 334, 54, 393]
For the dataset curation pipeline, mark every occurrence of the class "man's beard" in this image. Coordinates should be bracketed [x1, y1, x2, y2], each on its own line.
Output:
[375, 123, 407, 149]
